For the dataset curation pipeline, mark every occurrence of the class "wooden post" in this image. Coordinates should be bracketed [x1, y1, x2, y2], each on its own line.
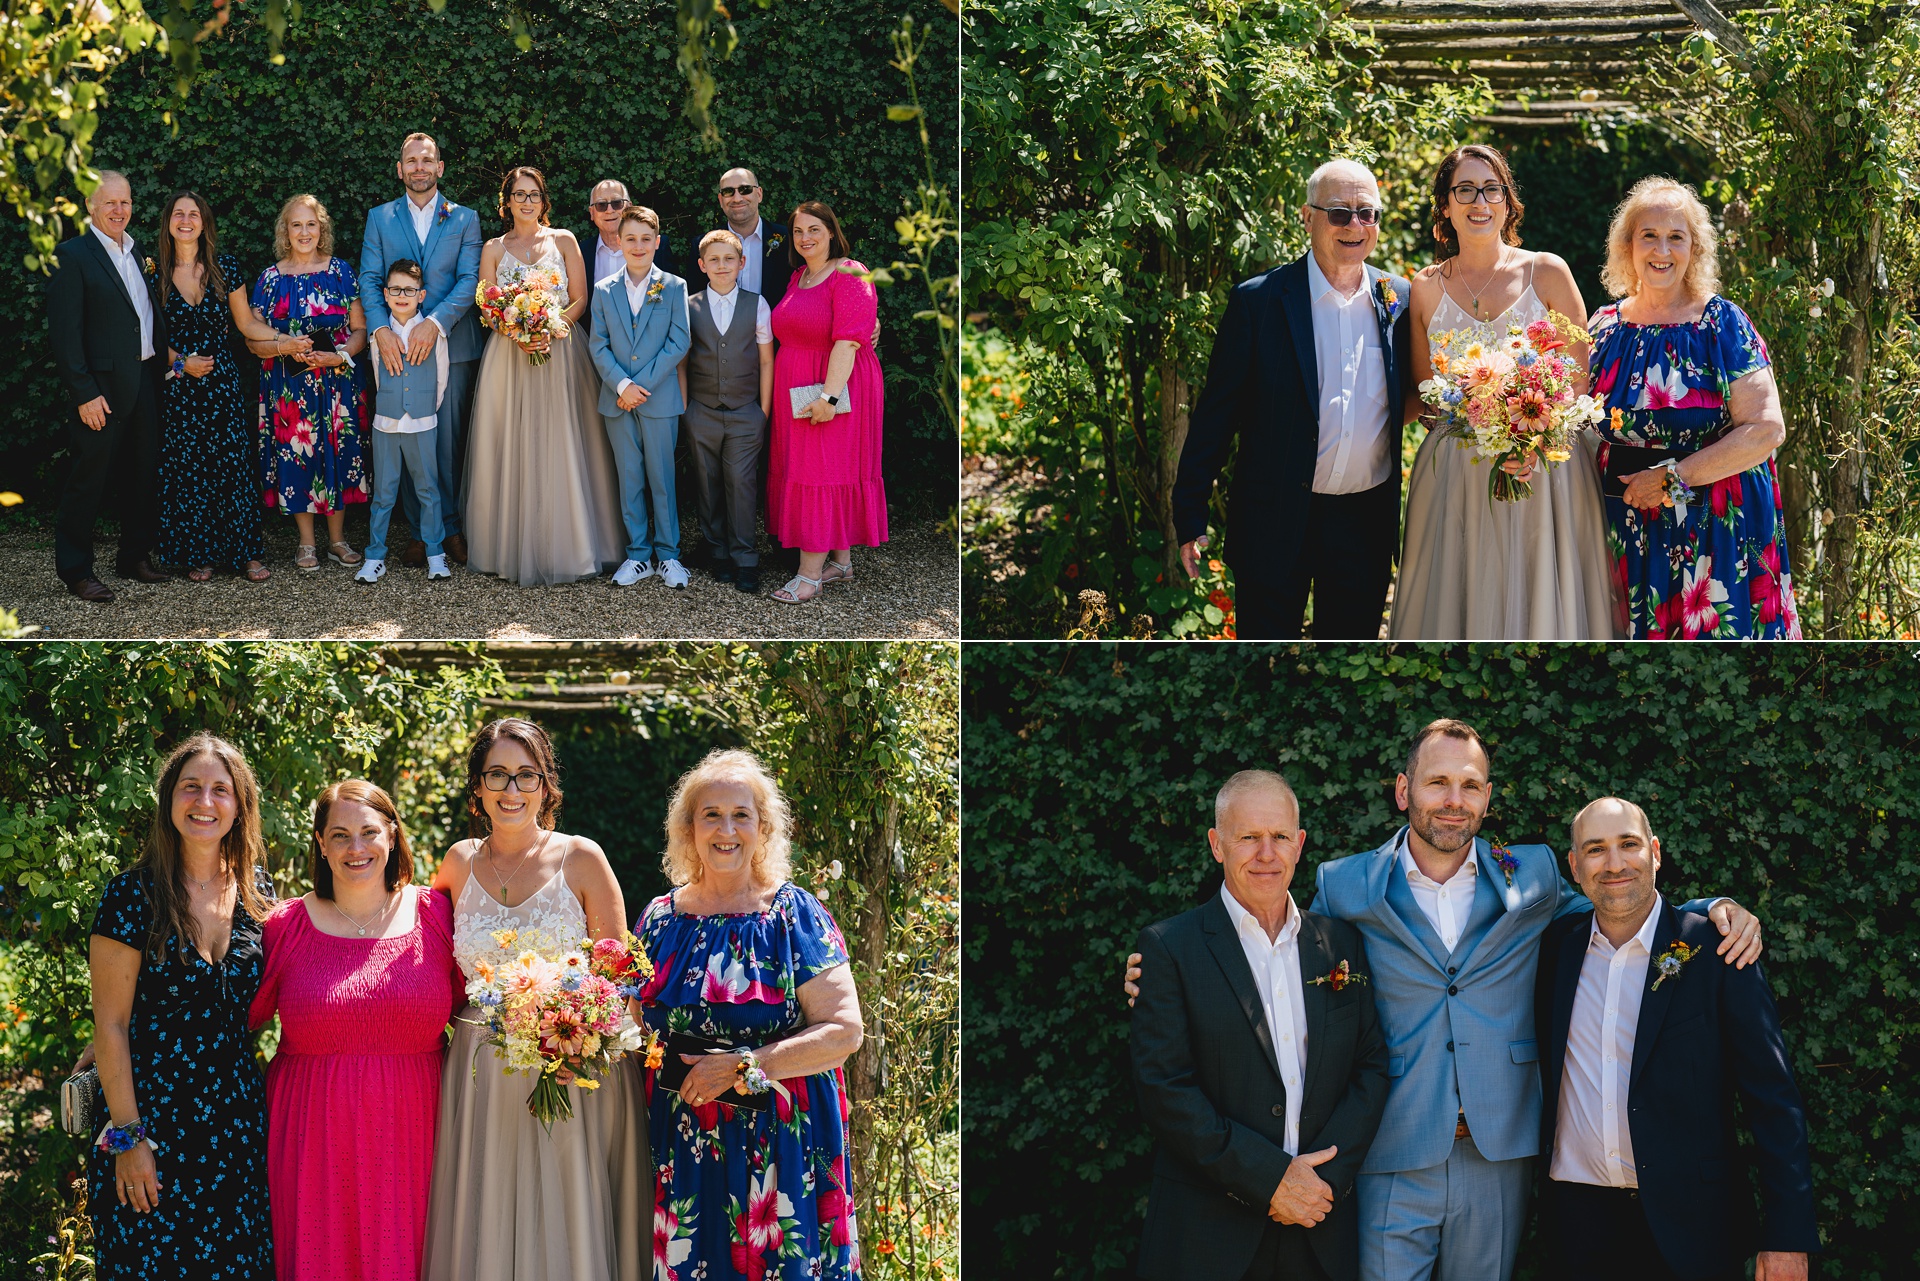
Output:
[1823, 211, 1883, 635]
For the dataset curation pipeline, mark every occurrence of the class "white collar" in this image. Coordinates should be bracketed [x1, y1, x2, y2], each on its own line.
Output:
[1398, 829, 1478, 887]
[391, 312, 426, 334]
[708, 283, 739, 301]
[406, 191, 439, 213]
[729, 217, 763, 244]
[92, 225, 133, 258]
[626, 264, 658, 288]
[1306, 251, 1369, 304]
[1588, 895, 1662, 956]
[1220, 884, 1302, 947]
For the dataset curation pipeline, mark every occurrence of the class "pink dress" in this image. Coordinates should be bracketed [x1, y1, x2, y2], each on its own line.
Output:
[247, 888, 465, 1281]
[767, 260, 889, 551]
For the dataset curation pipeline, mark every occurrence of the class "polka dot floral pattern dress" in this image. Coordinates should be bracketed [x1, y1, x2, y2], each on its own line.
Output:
[87, 867, 273, 1280]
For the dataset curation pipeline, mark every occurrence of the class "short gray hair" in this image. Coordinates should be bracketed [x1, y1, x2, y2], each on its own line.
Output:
[88, 171, 131, 204]
[1214, 770, 1299, 828]
[1306, 159, 1379, 207]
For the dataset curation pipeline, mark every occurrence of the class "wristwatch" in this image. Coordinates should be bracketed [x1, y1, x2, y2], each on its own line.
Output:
[824, 393, 841, 407]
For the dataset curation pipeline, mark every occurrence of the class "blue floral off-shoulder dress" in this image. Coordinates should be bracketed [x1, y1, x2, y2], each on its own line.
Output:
[87, 867, 273, 1279]
[1588, 294, 1803, 639]
[635, 882, 862, 1281]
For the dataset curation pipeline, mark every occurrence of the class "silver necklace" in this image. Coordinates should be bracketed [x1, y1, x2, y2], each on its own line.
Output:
[1455, 249, 1507, 319]
[184, 863, 225, 893]
[487, 829, 550, 902]
[802, 260, 835, 288]
[333, 891, 396, 938]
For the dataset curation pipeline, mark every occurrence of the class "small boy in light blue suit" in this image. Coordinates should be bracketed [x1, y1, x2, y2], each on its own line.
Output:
[588, 206, 691, 588]
[356, 258, 449, 584]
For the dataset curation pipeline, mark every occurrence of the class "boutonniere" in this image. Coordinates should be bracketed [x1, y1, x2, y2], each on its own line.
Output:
[1488, 845, 1518, 889]
[1308, 959, 1368, 991]
[143, 257, 156, 275]
[1376, 276, 1400, 317]
[1649, 940, 1698, 991]
[768, 233, 784, 251]
[436, 198, 451, 227]
[646, 279, 665, 301]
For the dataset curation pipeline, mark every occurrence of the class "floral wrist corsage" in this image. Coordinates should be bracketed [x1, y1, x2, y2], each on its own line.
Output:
[97, 1119, 148, 1155]
[1660, 459, 1695, 522]
[736, 1048, 773, 1094]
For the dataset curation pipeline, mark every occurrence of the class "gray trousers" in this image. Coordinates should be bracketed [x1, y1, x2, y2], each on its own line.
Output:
[683, 398, 765, 567]
[1356, 1135, 1531, 1281]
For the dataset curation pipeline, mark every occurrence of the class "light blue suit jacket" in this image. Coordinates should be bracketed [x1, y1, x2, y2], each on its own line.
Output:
[587, 266, 690, 420]
[359, 194, 484, 364]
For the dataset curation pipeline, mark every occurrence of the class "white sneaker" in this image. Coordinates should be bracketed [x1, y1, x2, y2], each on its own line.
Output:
[426, 554, 451, 580]
[612, 558, 653, 586]
[658, 558, 689, 589]
[354, 558, 386, 584]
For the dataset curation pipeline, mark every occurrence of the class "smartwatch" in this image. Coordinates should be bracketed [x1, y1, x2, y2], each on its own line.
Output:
[824, 393, 841, 408]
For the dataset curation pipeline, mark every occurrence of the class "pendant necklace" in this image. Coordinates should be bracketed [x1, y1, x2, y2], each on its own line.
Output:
[334, 892, 395, 938]
[1458, 249, 1506, 320]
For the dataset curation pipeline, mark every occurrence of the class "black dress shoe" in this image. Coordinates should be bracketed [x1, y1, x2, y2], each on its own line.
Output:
[69, 576, 115, 603]
[116, 558, 172, 583]
[734, 566, 759, 594]
[709, 560, 736, 585]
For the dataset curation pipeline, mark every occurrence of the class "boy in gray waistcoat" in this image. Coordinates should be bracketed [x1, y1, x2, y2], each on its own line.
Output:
[357, 259, 450, 583]
[679, 229, 774, 592]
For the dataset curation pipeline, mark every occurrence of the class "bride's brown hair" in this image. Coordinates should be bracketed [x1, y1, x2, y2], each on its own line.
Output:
[1430, 144, 1525, 263]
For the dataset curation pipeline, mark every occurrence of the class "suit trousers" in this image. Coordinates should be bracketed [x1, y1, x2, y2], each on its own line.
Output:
[366, 427, 444, 562]
[683, 398, 764, 567]
[1547, 1180, 1739, 1281]
[1242, 1221, 1333, 1281]
[1356, 1135, 1530, 1281]
[55, 355, 163, 583]
[602, 410, 681, 563]
[400, 356, 476, 537]
[1235, 479, 1397, 640]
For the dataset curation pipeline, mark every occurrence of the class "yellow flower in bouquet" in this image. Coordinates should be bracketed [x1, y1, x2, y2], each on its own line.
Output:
[476, 268, 571, 366]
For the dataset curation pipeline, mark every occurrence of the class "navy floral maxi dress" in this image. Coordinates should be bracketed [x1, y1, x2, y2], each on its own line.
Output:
[145, 254, 266, 572]
[1588, 294, 1804, 639]
[636, 882, 862, 1281]
[250, 259, 368, 518]
[87, 867, 273, 1280]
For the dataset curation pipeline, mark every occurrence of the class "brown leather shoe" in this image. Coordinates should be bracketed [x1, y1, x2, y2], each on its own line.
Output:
[116, 557, 172, 583]
[400, 540, 428, 567]
[445, 532, 469, 566]
[69, 576, 115, 603]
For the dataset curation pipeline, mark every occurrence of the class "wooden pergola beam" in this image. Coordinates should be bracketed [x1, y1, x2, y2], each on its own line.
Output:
[1349, 0, 1764, 16]
[1368, 15, 1693, 38]
[1381, 33, 1681, 57]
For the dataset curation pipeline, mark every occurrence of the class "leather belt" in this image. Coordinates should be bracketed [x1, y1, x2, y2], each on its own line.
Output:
[1455, 1114, 1471, 1141]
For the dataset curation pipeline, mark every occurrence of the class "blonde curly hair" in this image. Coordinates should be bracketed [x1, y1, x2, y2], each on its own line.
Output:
[273, 193, 335, 262]
[662, 749, 794, 888]
[1601, 176, 1720, 302]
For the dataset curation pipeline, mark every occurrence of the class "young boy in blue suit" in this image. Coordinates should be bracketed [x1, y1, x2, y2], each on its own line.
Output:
[357, 258, 450, 584]
[587, 207, 691, 588]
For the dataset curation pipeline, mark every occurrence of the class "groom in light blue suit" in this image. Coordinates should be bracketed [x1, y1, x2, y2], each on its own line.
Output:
[1128, 719, 1765, 1281]
[360, 132, 484, 562]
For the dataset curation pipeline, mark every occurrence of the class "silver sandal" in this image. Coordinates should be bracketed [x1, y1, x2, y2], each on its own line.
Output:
[772, 573, 823, 604]
[821, 558, 854, 586]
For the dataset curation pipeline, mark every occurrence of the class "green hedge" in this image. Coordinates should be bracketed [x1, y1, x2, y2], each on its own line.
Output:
[0, 0, 956, 510]
[961, 643, 1920, 1280]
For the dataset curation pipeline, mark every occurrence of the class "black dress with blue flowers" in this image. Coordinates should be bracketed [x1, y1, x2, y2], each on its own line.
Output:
[87, 867, 273, 1280]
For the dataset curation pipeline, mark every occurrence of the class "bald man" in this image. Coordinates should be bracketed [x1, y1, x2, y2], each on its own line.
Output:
[45, 171, 172, 600]
[1535, 798, 1817, 1281]
[690, 167, 790, 310]
[1171, 158, 1411, 639]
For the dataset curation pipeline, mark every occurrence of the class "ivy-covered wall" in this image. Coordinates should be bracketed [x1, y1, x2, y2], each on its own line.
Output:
[962, 643, 1920, 1280]
[0, 0, 956, 509]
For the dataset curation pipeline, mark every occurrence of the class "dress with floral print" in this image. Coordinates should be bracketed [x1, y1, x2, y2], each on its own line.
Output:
[250, 259, 368, 516]
[1588, 294, 1802, 639]
[636, 882, 862, 1281]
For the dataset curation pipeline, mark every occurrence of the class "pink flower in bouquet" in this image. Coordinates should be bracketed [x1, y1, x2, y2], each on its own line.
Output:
[538, 1006, 590, 1058]
[1506, 388, 1552, 434]
[1525, 317, 1566, 351]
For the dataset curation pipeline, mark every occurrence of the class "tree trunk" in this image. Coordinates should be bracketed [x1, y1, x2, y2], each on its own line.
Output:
[1157, 249, 1192, 577]
[846, 792, 899, 1207]
[1821, 211, 1882, 636]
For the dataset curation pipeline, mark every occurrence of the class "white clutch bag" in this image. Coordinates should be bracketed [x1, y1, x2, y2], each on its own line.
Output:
[789, 383, 852, 419]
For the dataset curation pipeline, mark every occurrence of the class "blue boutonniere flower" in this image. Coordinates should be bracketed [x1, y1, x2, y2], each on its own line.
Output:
[1650, 940, 1698, 991]
[436, 198, 451, 227]
[1489, 844, 1518, 888]
[768, 233, 784, 252]
[1376, 276, 1400, 319]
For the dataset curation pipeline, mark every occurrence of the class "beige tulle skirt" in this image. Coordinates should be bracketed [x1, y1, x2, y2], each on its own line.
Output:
[1389, 424, 1622, 640]
[422, 1009, 650, 1281]
[464, 330, 627, 586]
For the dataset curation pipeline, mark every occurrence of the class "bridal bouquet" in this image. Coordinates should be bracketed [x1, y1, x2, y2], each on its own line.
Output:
[464, 931, 658, 1129]
[1418, 312, 1605, 502]
[475, 270, 570, 366]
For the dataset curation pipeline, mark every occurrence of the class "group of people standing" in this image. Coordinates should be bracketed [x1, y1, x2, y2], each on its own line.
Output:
[45, 132, 889, 604]
[83, 722, 865, 1280]
[1175, 143, 1801, 641]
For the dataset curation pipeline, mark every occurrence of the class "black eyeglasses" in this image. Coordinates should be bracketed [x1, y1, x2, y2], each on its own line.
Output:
[1449, 183, 1509, 206]
[383, 285, 422, 298]
[717, 184, 757, 198]
[508, 191, 544, 205]
[1309, 204, 1381, 227]
[480, 768, 547, 792]
[591, 198, 631, 212]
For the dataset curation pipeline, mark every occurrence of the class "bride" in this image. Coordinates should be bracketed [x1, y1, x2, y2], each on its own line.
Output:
[1390, 144, 1620, 639]
[465, 167, 626, 586]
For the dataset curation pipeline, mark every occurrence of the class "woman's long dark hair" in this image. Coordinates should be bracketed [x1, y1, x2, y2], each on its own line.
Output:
[155, 190, 227, 310]
[1429, 144, 1526, 264]
[137, 733, 271, 961]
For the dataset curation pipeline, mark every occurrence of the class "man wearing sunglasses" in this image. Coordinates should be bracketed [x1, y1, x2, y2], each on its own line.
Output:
[578, 179, 679, 341]
[1171, 158, 1411, 640]
[687, 168, 791, 310]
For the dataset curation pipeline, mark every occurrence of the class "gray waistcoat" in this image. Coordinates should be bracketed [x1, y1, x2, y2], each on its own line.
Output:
[373, 344, 439, 421]
[686, 289, 762, 410]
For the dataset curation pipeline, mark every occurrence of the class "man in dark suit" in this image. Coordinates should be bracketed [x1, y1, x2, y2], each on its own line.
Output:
[1131, 770, 1391, 1281]
[1534, 798, 1819, 1281]
[45, 170, 172, 601]
[688, 168, 790, 310]
[1172, 159, 1412, 640]
[579, 178, 678, 324]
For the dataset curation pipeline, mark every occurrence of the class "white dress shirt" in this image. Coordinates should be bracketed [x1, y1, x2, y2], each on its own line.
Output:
[728, 217, 765, 294]
[707, 286, 774, 345]
[1220, 886, 1309, 1156]
[594, 236, 625, 289]
[614, 267, 660, 397]
[92, 226, 155, 362]
[371, 313, 448, 435]
[1550, 898, 1661, 1188]
[407, 192, 437, 249]
[1397, 830, 1479, 953]
[1305, 253, 1392, 495]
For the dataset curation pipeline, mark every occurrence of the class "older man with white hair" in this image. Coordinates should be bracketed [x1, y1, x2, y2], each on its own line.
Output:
[1171, 158, 1411, 639]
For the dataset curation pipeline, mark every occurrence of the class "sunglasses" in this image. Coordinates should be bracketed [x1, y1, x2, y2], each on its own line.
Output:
[591, 198, 631, 212]
[1310, 204, 1381, 227]
[1449, 183, 1509, 205]
[717, 185, 758, 198]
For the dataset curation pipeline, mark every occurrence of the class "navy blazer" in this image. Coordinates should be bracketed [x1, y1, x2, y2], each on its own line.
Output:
[1171, 254, 1411, 591]
[45, 232, 168, 414]
[1131, 896, 1390, 1281]
[1535, 899, 1821, 1277]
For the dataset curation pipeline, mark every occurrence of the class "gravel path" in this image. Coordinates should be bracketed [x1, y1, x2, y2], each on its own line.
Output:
[1, 510, 957, 639]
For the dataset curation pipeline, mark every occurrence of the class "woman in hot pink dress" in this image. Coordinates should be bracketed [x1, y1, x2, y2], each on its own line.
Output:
[766, 200, 888, 604]
[247, 779, 464, 1280]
